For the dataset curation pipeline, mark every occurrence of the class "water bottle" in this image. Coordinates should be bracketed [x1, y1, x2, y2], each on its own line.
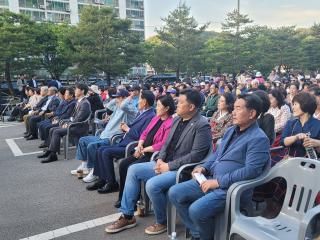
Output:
[170, 231, 177, 240]
[136, 200, 145, 217]
[305, 132, 318, 160]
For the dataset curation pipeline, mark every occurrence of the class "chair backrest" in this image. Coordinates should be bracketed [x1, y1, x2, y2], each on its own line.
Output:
[267, 157, 320, 220]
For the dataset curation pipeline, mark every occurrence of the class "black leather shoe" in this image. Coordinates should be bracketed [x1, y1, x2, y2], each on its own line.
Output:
[37, 151, 51, 158]
[114, 200, 121, 208]
[24, 134, 31, 138]
[26, 135, 38, 140]
[86, 179, 105, 191]
[97, 182, 119, 194]
[38, 143, 48, 148]
[7, 117, 15, 122]
[41, 153, 58, 163]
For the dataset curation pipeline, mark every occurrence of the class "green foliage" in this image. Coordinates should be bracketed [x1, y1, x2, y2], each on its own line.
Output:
[69, 6, 144, 84]
[0, 11, 43, 94]
[37, 23, 74, 80]
[146, 3, 208, 79]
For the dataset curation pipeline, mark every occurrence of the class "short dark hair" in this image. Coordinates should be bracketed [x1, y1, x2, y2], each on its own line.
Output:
[290, 82, 299, 90]
[238, 93, 263, 118]
[58, 87, 66, 95]
[179, 89, 202, 109]
[108, 87, 117, 98]
[269, 89, 285, 109]
[225, 83, 233, 92]
[66, 87, 75, 97]
[292, 92, 317, 115]
[310, 87, 320, 96]
[252, 90, 270, 114]
[75, 83, 89, 95]
[141, 90, 155, 107]
[221, 92, 235, 113]
[157, 95, 176, 115]
[27, 87, 35, 93]
[35, 88, 40, 95]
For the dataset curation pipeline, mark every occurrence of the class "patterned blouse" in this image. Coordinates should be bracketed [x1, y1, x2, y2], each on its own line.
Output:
[210, 111, 233, 142]
[267, 104, 292, 134]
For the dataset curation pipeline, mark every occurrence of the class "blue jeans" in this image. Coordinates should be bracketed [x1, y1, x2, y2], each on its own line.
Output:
[168, 179, 226, 240]
[76, 136, 110, 168]
[120, 161, 177, 224]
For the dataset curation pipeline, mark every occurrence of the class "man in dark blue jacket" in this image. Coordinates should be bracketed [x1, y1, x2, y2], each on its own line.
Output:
[38, 87, 76, 148]
[168, 94, 270, 240]
[77, 90, 156, 192]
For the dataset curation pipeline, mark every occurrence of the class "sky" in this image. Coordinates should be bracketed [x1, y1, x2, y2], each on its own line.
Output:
[144, 0, 320, 38]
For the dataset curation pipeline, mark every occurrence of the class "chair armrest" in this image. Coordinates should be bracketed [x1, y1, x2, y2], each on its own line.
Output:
[298, 205, 320, 239]
[230, 175, 272, 224]
[94, 109, 107, 119]
[176, 160, 206, 183]
[150, 151, 159, 162]
[270, 146, 284, 152]
[125, 141, 138, 158]
[111, 133, 125, 145]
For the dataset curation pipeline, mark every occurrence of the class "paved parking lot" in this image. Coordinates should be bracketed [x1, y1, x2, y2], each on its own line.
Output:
[0, 122, 169, 240]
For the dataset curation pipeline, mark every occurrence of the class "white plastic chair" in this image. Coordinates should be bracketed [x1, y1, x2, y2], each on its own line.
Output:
[229, 157, 320, 240]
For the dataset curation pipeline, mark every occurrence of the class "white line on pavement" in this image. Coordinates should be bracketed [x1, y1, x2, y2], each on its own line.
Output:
[19, 212, 122, 240]
[5, 137, 42, 157]
[5, 138, 23, 156]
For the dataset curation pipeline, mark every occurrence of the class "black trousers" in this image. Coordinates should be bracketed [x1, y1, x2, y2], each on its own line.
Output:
[29, 115, 44, 137]
[117, 155, 151, 200]
[48, 127, 67, 153]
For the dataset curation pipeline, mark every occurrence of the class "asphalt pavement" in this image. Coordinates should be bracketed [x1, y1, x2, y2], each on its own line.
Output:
[0, 122, 170, 240]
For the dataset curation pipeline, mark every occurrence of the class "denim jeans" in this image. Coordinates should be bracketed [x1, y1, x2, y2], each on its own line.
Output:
[76, 136, 110, 168]
[120, 161, 177, 224]
[168, 179, 226, 240]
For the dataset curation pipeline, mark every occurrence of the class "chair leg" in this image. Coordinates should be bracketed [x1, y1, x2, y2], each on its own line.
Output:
[63, 135, 68, 160]
[167, 202, 177, 237]
[141, 182, 151, 216]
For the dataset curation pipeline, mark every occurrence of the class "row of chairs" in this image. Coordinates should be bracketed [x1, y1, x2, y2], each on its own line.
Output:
[58, 110, 320, 239]
[140, 149, 320, 239]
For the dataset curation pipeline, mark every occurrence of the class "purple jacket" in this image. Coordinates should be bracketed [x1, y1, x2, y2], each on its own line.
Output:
[140, 115, 173, 151]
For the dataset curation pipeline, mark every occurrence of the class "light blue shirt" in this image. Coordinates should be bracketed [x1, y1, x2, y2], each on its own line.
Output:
[99, 98, 138, 140]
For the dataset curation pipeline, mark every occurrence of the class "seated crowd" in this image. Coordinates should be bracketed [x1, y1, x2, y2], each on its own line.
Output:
[11, 72, 320, 240]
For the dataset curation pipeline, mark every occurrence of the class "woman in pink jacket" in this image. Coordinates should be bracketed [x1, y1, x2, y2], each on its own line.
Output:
[114, 95, 176, 208]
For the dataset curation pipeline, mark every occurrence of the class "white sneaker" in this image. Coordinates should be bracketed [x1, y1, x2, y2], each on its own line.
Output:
[83, 169, 97, 183]
[71, 164, 89, 175]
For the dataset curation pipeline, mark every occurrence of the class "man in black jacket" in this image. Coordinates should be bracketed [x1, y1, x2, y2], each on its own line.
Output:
[38, 83, 91, 163]
[87, 85, 104, 118]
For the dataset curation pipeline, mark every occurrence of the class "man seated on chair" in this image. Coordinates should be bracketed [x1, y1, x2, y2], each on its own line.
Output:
[168, 93, 270, 240]
[37, 83, 91, 163]
[69, 89, 138, 183]
[26, 86, 60, 140]
[77, 90, 156, 190]
[105, 89, 212, 235]
[38, 87, 77, 149]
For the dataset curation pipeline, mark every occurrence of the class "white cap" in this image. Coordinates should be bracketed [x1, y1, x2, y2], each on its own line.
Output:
[256, 71, 262, 77]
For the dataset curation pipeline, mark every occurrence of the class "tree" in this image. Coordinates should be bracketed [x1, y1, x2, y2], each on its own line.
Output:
[144, 36, 174, 73]
[156, 3, 208, 80]
[70, 6, 143, 85]
[37, 23, 74, 80]
[221, 9, 253, 73]
[0, 11, 42, 95]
